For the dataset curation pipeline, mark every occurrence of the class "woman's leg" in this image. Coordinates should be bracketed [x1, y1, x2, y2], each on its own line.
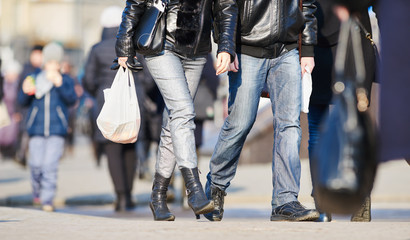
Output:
[145, 50, 212, 219]
[104, 142, 136, 211]
[145, 50, 206, 177]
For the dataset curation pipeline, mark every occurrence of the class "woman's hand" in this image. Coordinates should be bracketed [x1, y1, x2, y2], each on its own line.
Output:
[118, 57, 128, 69]
[216, 52, 232, 75]
[300, 57, 315, 76]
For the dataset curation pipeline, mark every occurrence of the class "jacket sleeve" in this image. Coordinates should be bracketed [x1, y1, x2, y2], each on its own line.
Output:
[82, 46, 98, 97]
[213, 0, 238, 62]
[115, 0, 147, 58]
[17, 87, 34, 107]
[301, 0, 317, 57]
[56, 75, 78, 107]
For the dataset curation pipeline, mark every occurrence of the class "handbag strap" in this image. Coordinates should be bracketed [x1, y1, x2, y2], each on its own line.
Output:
[334, 18, 369, 112]
[353, 16, 376, 48]
[353, 16, 381, 63]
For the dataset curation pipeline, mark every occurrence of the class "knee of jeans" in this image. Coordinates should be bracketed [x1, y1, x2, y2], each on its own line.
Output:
[168, 104, 195, 124]
[225, 114, 256, 133]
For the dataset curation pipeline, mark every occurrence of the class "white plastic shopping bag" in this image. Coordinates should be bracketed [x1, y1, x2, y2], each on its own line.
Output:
[301, 66, 312, 113]
[97, 68, 140, 143]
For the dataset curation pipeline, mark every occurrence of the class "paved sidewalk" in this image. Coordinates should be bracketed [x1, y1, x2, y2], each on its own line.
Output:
[0, 137, 410, 239]
[1, 206, 410, 240]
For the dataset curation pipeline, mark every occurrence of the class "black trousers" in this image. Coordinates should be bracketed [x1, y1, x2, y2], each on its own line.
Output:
[104, 142, 137, 193]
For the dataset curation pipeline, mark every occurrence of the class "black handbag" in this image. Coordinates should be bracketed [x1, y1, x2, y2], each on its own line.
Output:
[311, 18, 378, 215]
[133, 0, 167, 55]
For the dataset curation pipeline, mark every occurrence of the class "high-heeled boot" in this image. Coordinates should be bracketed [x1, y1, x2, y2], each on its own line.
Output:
[180, 167, 214, 219]
[150, 173, 175, 221]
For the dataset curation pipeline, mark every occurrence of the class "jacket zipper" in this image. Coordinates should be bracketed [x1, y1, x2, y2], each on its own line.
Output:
[193, 0, 205, 54]
[44, 92, 50, 137]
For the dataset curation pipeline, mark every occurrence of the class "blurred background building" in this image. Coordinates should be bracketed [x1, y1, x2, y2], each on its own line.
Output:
[0, 0, 124, 75]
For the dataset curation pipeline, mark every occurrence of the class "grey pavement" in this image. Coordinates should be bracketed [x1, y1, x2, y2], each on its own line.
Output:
[1, 136, 410, 239]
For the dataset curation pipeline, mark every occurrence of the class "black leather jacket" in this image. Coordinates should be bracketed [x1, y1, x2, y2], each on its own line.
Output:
[237, 0, 317, 58]
[116, 0, 237, 60]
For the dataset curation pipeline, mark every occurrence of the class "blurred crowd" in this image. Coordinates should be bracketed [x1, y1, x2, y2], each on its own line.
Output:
[0, 6, 222, 212]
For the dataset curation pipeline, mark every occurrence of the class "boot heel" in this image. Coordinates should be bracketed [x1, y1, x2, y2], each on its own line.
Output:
[150, 173, 175, 221]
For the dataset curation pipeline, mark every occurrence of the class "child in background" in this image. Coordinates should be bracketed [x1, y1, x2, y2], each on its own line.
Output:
[18, 42, 77, 211]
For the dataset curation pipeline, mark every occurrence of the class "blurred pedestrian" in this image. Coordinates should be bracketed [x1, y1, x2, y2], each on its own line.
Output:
[0, 61, 22, 159]
[15, 45, 43, 167]
[116, 0, 237, 221]
[376, 0, 410, 164]
[204, 0, 319, 222]
[0, 59, 3, 100]
[18, 42, 77, 212]
[194, 54, 219, 152]
[307, 0, 377, 222]
[82, 6, 146, 211]
[61, 58, 83, 154]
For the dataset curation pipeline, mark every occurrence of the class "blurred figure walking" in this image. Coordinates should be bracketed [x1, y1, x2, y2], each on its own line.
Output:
[82, 6, 149, 211]
[0, 61, 22, 159]
[15, 45, 43, 167]
[18, 42, 77, 211]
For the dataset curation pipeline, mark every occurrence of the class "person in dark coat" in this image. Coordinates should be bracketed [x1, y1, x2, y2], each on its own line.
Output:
[82, 6, 150, 212]
[14, 45, 43, 167]
[307, 0, 377, 222]
[377, 0, 410, 164]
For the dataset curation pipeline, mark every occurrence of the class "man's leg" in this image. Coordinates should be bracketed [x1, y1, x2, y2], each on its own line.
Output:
[268, 49, 319, 221]
[205, 54, 267, 220]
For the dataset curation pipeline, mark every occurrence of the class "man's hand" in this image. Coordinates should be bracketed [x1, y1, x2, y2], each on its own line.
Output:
[300, 57, 315, 76]
[229, 54, 239, 73]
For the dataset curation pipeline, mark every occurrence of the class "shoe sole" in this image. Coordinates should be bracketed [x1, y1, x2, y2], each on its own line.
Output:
[204, 212, 223, 222]
[193, 201, 215, 215]
[270, 211, 320, 222]
[149, 203, 175, 221]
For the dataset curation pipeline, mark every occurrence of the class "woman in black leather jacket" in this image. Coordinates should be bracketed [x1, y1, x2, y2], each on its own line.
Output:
[116, 0, 237, 221]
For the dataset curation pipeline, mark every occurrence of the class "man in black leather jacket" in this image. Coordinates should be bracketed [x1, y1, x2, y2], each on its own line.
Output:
[204, 0, 320, 221]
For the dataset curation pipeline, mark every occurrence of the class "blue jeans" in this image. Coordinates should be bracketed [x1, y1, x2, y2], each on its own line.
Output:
[145, 49, 207, 178]
[307, 103, 329, 194]
[206, 49, 302, 208]
[29, 136, 65, 205]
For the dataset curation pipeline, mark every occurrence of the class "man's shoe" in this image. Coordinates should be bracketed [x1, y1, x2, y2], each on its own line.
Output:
[204, 186, 226, 221]
[351, 197, 371, 222]
[270, 201, 320, 221]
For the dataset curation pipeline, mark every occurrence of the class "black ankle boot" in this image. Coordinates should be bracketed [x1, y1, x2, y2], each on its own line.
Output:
[180, 167, 214, 218]
[204, 186, 226, 221]
[150, 173, 175, 221]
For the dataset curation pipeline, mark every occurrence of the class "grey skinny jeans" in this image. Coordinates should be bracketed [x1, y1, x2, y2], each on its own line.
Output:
[144, 49, 207, 178]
